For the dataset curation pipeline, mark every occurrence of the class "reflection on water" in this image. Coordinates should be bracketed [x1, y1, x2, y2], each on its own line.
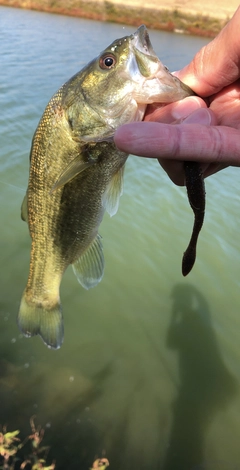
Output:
[165, 284, 238, 470]
[1, 5, 240, 470]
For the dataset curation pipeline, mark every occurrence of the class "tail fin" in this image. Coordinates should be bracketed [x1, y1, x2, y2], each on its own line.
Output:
[18, 293, 64, 349]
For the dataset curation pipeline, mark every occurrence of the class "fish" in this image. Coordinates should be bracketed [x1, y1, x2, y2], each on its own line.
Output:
[18, 25, 204, 349]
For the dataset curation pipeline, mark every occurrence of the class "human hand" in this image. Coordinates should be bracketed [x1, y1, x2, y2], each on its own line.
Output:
[114, 7, 240, 185]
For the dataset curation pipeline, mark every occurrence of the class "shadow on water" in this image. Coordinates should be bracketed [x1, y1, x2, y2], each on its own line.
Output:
[164, 283, 238, 470]
[0, 281, 238, 470]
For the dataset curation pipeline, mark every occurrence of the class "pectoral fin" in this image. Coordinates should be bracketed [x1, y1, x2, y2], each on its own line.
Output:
[102, 166, 125, 217]
[21, 192, 28, 222]
[51, 156, 94, 192]
[72, 234, 104, 289]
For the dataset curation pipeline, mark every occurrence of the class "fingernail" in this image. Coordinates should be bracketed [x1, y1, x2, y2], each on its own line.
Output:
[184, 108, 212, 125]
[171, 96, 202, 120]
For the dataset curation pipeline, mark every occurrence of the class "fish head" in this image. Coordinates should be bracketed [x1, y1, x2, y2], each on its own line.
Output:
[65, 25, 194, 141]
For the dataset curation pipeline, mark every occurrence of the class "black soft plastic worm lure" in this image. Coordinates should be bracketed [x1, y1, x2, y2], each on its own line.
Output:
[182, 161, 206, 276]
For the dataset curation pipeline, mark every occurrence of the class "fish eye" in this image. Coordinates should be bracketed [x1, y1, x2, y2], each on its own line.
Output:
[99, 54, 116, 70]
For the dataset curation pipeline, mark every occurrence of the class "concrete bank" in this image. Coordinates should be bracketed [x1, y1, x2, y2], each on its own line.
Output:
[0, 0, 239, 37]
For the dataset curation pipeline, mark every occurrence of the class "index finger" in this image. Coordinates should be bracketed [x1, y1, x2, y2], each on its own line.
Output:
[114, 120, 240, 165]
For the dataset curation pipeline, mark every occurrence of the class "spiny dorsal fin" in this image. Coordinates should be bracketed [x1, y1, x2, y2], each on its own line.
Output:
[101, 166, 125, 217]
[72, 234, 104, 289]
[51, 156, 94, 193]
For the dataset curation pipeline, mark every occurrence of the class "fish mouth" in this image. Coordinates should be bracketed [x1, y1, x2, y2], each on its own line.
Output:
[127, 25, 193, 105]
[132, 25, 156, 57]
[129, 25, 160, 78]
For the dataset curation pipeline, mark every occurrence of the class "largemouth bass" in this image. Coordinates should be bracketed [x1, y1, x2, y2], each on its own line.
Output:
[19, 25, 204, 349]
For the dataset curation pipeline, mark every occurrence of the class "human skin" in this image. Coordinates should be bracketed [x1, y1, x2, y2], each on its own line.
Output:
[114, 6, 240, 186]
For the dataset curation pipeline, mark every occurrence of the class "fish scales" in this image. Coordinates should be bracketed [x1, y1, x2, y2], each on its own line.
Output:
[20, 79, 128, 348]
[18, 25, 205, 349]
[55, 144, 127, 261]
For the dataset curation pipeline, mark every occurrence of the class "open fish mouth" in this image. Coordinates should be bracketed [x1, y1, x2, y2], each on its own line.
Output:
[132, 25, 156, 57]
[126, 25, 162, 82]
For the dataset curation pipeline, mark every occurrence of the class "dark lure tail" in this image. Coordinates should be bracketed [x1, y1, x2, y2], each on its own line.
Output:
[182, 161, 206, 276]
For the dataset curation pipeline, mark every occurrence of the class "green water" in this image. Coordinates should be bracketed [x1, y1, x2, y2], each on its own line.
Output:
[0, 6, 240, 470]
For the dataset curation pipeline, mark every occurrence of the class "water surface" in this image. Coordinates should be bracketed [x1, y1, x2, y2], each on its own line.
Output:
[0, 6, 240, 470]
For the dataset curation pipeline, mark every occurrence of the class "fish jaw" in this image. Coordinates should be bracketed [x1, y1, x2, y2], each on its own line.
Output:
[129, 25, 195, 103]
[132, 24, 156, 56]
